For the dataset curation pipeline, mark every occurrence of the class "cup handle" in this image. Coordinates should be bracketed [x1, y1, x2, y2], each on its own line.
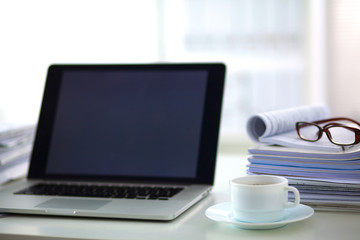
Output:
[284, 186, 300, 208]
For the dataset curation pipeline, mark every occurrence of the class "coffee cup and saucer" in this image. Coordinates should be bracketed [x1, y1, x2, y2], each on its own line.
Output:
[205, 175, 314, 230]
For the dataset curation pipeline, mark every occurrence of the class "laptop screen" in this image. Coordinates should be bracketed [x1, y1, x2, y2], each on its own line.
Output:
[29, 64, 225, 184]
[46, 70, 206, 178]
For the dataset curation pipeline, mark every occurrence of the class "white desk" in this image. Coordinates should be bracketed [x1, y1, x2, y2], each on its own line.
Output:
[0, 154, 359, 240]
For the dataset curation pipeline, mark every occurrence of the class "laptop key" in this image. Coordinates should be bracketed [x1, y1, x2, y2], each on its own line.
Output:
[15, 183, 184, 200]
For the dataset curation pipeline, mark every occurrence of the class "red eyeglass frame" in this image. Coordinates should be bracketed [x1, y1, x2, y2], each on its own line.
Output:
[296, 117, 360, 146]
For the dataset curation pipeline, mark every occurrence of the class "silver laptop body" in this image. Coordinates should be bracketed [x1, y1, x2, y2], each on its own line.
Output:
[0, 63, 225, 221]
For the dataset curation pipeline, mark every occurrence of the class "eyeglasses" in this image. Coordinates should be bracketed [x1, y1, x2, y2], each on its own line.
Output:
[296, 117, 360, 146]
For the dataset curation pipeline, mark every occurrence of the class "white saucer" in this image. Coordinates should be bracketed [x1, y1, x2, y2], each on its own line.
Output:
[205, 202, 314, 230]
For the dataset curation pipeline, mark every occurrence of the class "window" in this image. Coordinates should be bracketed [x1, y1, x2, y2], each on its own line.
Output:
[327, 0, 360, 119]
[162, 0, 310, 149]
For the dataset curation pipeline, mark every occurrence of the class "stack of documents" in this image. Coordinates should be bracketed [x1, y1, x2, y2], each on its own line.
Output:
[246, 105, 360, 211]
[0, 123, 35, 185]
[248, 145, 360, 211]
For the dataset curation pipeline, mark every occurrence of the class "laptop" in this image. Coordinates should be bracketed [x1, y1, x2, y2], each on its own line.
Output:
[0, 63, 226, 221]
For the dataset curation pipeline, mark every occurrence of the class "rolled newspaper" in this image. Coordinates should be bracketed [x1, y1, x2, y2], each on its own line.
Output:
[246, 105, 330, 143]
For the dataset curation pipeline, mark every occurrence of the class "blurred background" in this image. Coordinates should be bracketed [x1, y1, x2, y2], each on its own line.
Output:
[0, 0, 359, 154]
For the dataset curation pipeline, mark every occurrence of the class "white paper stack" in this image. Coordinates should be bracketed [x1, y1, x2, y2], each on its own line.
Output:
[0, 123, 36, 185]
[248, 145, 360, 211]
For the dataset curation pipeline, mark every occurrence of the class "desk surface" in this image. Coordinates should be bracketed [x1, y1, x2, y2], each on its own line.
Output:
[0, 154, 359, 240]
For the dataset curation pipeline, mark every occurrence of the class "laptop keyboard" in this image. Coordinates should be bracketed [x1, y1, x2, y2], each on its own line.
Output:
[15, 183, 184, 200]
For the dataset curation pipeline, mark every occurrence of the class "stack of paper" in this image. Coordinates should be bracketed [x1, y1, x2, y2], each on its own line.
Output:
[246, 105, 360, 211]
[0, 123, 35, 185]
[248, 145, 360, 211]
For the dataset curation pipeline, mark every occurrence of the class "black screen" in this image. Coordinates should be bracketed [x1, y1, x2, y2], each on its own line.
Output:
[44, 70, 208, 179]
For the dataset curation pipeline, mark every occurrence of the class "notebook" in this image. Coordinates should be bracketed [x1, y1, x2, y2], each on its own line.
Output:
[0, 63, 226, 221]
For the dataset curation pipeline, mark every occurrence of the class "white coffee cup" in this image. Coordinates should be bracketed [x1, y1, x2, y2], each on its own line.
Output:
[230, 175, 300, 223]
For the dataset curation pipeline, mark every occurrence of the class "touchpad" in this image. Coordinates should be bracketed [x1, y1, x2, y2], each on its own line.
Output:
[36, 198, 111, 210]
